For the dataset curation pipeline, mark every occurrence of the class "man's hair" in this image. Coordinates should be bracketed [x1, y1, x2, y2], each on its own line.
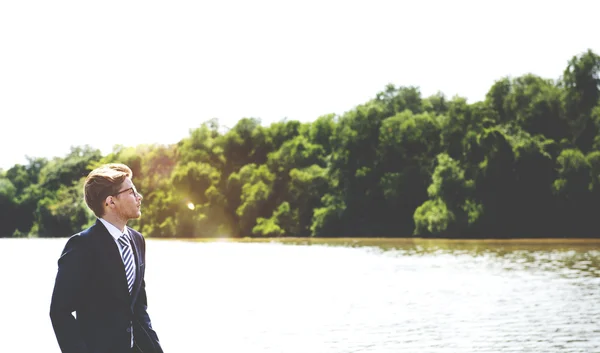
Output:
[84, 163, 133, 217]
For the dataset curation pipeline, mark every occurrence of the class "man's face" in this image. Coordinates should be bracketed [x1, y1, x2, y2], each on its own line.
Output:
[112, 177, 143, 220]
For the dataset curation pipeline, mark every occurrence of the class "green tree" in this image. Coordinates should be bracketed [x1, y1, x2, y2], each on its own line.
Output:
[552, 148, 594, 236]
[234, 164, 276, 236]
[377, 110, 442, 235]
[0, 178, 18, 237]
[561, 50, 600, 151]
[414, 153, 477, 237]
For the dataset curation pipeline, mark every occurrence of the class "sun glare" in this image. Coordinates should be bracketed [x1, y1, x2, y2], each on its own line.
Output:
[187, 202, 195, 210]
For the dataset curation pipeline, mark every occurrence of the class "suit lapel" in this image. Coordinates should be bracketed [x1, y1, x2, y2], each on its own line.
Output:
[128, 228, 144, 309]
[92, 220, 132, 303]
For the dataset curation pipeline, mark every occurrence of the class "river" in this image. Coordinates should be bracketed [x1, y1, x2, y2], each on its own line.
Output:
[1, 237, 598, 352]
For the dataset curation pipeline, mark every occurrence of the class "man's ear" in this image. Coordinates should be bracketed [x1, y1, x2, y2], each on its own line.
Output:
[104, 196, 113, 207]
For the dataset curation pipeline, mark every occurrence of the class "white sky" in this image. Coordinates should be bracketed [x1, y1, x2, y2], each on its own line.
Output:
[1, 0, 599, 170]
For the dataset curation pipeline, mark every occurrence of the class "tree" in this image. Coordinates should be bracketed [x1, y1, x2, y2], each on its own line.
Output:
[561, 50, 600, 151]
[414, 153, 477, 237]
[0, 178, 18, 237]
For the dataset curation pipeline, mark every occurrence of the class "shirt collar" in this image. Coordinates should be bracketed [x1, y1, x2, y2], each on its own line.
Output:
[98, 218, 129, 241]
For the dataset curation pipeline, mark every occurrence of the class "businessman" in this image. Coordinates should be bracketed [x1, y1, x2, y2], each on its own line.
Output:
[50, 163, 164, 353]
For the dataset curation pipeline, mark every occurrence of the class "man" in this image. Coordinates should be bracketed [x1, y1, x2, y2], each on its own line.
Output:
[50, 163, 164, 353]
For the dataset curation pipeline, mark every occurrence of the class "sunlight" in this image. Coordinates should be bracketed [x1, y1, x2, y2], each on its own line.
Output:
[187, 202, 195, 210]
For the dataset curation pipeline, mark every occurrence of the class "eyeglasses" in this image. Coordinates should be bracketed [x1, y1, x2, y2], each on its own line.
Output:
[113, 187, 141, 198]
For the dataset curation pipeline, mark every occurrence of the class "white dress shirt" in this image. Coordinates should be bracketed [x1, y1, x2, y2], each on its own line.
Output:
[99, 218, 137, 284]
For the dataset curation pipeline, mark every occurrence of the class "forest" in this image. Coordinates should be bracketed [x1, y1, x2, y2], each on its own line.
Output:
[1, 50, 599, 239]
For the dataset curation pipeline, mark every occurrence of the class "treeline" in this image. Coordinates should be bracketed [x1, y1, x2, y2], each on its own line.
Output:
[1, 50, 600, 239]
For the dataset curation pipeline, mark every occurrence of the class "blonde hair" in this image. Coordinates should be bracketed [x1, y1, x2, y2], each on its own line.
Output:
[83, 163, 133, 217]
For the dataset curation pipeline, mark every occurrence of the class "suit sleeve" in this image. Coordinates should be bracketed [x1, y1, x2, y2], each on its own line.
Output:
[49, 235, 90, 353]
[133, 235, 164, 353]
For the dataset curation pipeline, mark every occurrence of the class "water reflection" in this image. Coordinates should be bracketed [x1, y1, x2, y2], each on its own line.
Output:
[221, 237, 600, 279]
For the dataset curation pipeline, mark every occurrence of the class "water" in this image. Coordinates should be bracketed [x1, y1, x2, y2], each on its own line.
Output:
[1, 237, 599, 352]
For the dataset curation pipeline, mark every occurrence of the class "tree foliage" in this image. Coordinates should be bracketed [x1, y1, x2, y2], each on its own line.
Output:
[3, 49, 600, 238]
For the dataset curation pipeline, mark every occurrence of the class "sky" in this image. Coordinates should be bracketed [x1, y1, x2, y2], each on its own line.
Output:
[1, 0, 599, 170]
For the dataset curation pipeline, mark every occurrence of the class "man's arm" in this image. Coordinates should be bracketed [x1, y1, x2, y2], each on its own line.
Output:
[134, 279, 164, 353]
[133, 235, 164, 353]
[49, 235, 90, 353]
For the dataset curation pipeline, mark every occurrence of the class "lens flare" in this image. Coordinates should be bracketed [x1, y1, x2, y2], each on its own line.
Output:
[187, 202, 195, 210]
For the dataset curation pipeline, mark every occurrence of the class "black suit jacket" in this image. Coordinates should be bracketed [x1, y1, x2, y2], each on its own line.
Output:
[50, 219, 164, 353]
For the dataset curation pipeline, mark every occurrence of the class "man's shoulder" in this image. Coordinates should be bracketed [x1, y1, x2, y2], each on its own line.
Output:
[71, 220, 102, 238]
[58, 224, 99, 260]
[62, 221, 105, 248]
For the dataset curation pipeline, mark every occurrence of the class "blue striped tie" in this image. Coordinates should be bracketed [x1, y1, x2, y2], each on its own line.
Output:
[118, 234, 135, 294]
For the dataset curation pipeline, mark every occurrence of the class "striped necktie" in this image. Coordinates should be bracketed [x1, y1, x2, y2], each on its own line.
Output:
[118, 234, 135, 294]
